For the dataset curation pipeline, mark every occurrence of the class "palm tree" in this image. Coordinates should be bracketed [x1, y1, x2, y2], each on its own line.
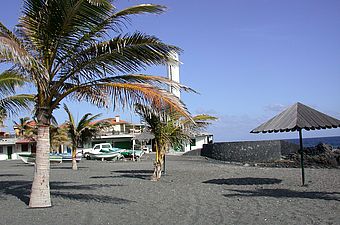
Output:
[63, 104, 104, 170]
[0, 71, 34, 126]
[135, 104, 217, 180]
[50, 125, 70, 154]
[0, 0, 191, 208]
[13, 117, 36, 137]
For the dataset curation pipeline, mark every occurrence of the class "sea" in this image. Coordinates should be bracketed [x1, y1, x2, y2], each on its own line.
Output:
[285, 136, 340, 148]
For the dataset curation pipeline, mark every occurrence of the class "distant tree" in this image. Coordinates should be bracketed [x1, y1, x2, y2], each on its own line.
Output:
[50, 125, 70, 153]
[135, 104, 217, 180]
[13, 117, 36, 137]
[63, 104, 104, 170]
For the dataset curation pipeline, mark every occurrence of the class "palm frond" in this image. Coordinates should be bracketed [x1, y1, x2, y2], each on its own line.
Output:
[0, 94, 34, 117]
[76, 113, 101, 133]
[115, 4, 166, 17]
[52, 82, 108, 109]
[13, 116, 31, 128]
[61, 32, 181, 80]
[63, 103, 102, 146]
[98, 74, 197, 94]
[20, 0, 112, 71]
[0, 70, 26, 96]
[0, 22, 48, 86]
[101, 82, 190, 119]
[63, 103, 76, 136]
[191, 114, 218, 127]
[86, 0, 111, 7]
[183, 114, 218, 135]
[67, 4, 166, 60]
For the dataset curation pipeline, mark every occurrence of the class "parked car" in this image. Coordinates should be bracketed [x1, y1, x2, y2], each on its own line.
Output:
[81, 143, 144, 160]
[81, 143, 113, 159]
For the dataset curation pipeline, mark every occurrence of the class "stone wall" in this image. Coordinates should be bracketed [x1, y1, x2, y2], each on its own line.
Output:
[201, 140, 299, 163]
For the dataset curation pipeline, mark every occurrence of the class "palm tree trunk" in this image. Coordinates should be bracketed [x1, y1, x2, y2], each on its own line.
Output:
[151, 142, 163, 181]
[29, 124, 51, 208]
[72, 146, 78, 170]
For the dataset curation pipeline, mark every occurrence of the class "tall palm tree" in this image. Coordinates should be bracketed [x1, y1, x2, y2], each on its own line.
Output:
[0, 0, 191, 208]
[135, 104, 217, 180]
[63, 104, 103, 170]
[0, 71, 34, 126]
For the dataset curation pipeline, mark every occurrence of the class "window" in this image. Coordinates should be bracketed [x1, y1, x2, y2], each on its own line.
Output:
[0, 146, 3, 154]
[22, 144, 28, 152]
[102, 144, 111, 149]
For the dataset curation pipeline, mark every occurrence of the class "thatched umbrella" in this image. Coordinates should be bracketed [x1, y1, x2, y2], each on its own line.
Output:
[131, 131, 155, 160]
[251, 102, 340, 185]
[132, 132, 155, 142]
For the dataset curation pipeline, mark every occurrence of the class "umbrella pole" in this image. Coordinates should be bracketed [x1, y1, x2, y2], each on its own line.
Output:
[299, 129, 305, 186]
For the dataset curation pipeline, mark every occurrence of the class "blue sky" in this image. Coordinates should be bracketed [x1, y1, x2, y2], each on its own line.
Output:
[1, 0, 340, 141]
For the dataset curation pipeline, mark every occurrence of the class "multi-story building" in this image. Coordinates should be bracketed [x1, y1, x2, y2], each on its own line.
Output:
[83, 115, 145, 150]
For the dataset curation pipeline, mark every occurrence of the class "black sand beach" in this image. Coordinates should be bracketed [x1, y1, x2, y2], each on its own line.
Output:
[0, 155, 339, 225]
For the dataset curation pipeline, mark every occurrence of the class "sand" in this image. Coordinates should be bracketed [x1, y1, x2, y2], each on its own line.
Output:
[0, 155, 339, 225]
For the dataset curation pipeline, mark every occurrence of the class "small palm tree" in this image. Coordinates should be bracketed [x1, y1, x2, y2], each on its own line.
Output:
[63, 104, 103, 170]
[0, 71, 34, 125]
[135, 104, 217, 180]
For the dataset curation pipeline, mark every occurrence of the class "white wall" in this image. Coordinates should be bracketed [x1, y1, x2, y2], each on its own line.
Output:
[0, 143, 35, 160]
[0, 144, 18, 160]
[0, 154, 7, 160]
[183, 136, 209, 152]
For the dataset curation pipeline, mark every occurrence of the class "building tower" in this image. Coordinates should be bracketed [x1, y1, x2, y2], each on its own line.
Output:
[167, 51, 180, 99]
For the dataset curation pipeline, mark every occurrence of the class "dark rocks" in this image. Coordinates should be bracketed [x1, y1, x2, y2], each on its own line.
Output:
[259, 143, 340, 169]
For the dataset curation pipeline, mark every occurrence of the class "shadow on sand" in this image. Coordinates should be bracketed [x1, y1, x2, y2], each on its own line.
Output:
[0, 180, 31, 205]
[10, 163, 33, 167]
[89, 170, 154, 180]
[0, 174, 24, 177]
[52, 192, 135, 204]
[203, 177, 282, 185]
[223, 189, 340, 201]
[50, 182, 125, 190]
[51, 166, 89, 170]
[0, 180, 131, 206]
[112, 170, 154, 174]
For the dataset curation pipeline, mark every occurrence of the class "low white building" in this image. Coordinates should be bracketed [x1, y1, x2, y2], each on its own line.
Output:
[183, 133, 214, 152]
[0, 130, 36, 160]
[0, 136, 17, 160]
[0, 135, 36, 160]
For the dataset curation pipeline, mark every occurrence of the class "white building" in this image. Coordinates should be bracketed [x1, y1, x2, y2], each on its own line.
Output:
[0, 133, 36, 160]
[183, 133, 214, 152]
[0, 135, 16, 160]
[83, 115, 145, 150]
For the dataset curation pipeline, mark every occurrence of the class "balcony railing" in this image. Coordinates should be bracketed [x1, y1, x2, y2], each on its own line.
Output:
[98, 130, 142, 136]
[0, 134, 16, 139]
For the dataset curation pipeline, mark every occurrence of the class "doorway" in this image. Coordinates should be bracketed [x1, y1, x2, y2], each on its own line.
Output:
[7, 146, 13, 159]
